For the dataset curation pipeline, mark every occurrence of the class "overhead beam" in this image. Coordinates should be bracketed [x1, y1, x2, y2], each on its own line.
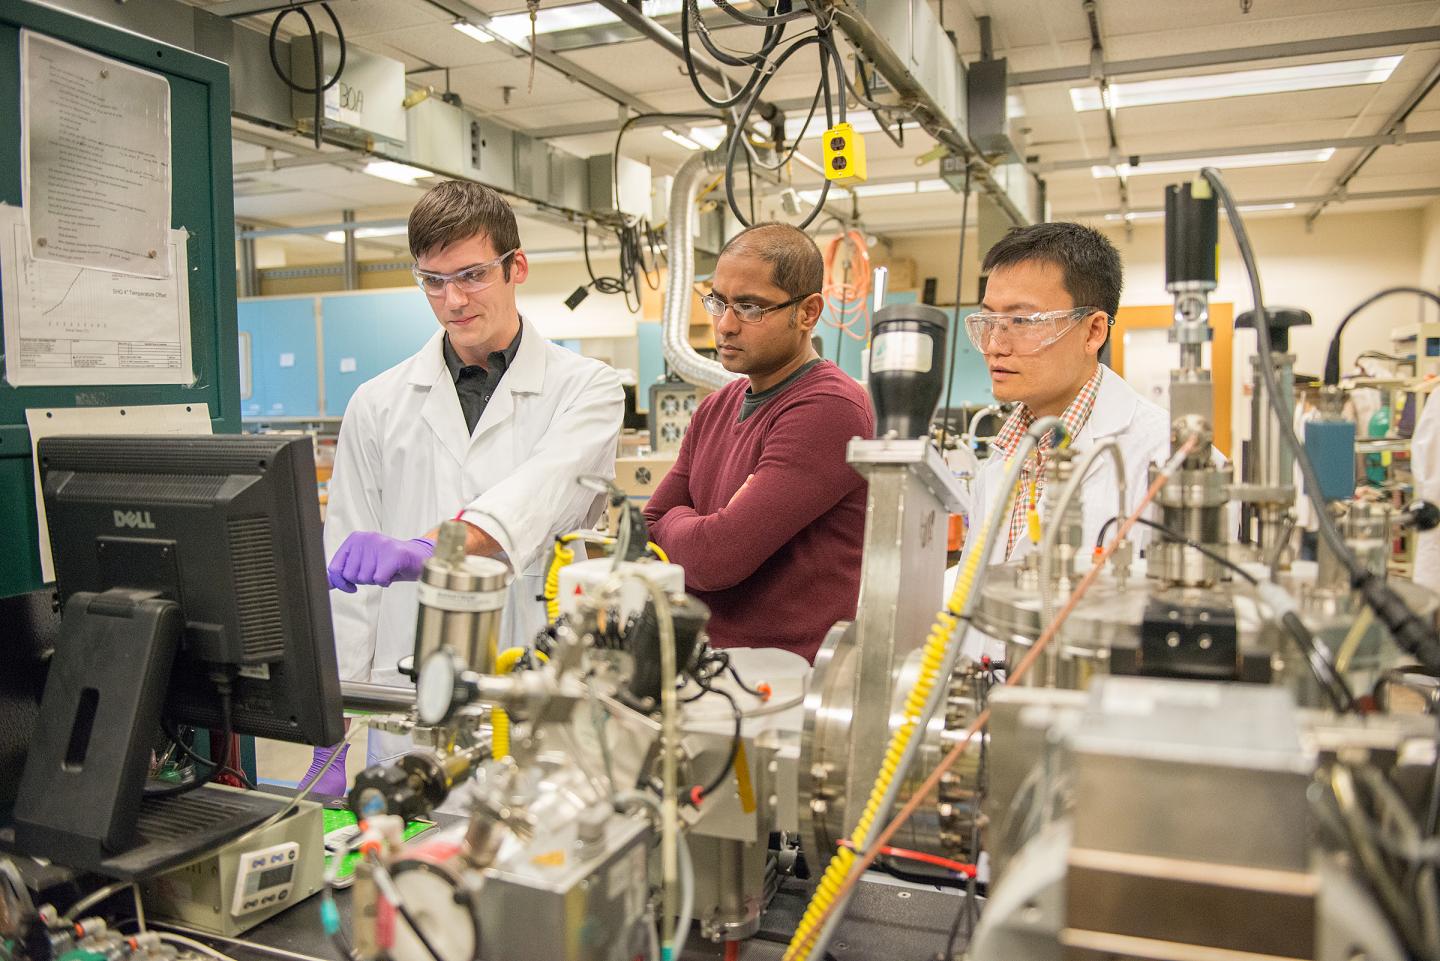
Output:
[590, 0, 783, 124]
[1070, 186, 1440, 221]
[531, 113, 718, 141]
[237, 218, 409, 240]
[208, 0, 330, 17]
[1305, 55, 1440, 224]
[233, 148, 368, 175]
[1010, 27, 1440, 86]
[419, 0, 656, 116]
[1034, 129, 1440, 174]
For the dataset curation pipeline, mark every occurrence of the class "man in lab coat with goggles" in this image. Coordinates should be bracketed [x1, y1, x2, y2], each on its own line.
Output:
[312, 181, 624, 786]
[963, 222, 1172, 567]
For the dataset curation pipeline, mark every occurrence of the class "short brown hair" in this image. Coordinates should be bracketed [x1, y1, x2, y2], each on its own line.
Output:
[719, 222, 824, 299]
[408, 181, 522, 278]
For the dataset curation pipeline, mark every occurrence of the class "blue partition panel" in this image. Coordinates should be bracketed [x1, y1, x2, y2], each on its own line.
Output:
[321, 290, 438, 416]
[636, 322, 663, 412]
[238, 298, 320, 418]
[818, 293, 994, 407]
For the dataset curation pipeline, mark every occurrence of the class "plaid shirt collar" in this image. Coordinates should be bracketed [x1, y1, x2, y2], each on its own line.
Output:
[996, 365, 1105, 560]
[992, 364, 1105, 460]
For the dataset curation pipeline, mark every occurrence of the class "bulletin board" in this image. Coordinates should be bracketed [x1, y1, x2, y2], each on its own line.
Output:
[0, 2, 240, 597]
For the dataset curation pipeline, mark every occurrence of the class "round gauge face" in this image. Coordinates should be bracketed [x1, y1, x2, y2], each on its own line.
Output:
[390, 864, 476, 961]
[416, 652, 457, 726]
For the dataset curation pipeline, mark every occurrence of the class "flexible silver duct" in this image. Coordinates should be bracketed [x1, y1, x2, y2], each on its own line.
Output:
[663, 151, 741, 391]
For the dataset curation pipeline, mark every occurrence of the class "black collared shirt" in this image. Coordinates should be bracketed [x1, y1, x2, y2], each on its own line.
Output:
[442, 325, 522, 434]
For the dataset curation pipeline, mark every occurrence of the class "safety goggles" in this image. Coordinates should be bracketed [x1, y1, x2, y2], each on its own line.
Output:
[412, 249, 518, 298]
[964, 306, 1109, 355]
[699, 292, 806, 324]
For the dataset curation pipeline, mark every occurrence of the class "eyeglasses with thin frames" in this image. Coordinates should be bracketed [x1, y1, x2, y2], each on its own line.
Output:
[699, 292, 807, 324]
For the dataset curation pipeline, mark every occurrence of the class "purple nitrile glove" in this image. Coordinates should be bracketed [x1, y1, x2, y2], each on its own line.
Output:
[327, 532, 435, 592]
[300, 743, 349, 796]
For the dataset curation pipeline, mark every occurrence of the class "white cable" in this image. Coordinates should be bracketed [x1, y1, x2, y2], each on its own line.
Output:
[615, 791, 694, 955]
[157, 933, 242, 961]
[63, 880, 131, 920]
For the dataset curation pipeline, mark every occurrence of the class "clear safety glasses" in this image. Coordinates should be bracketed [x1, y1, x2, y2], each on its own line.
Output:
[412, 249, 518, 298]
[964, 306, 1109, 355]
[699, 292, 806, 324]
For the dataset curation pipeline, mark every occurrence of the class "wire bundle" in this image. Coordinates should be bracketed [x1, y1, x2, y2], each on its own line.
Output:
[678, 1, 900, 231]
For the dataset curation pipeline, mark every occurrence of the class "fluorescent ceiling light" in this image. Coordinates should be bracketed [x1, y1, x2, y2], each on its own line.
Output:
[662, 129, 702, 151]
[797, 187, 850, 204]
[452, 21, 496, 43]
[1103, 201, 1297, 222]
[853, 181, 917, 198]
[688, 126, 725, 150]
[363, 160, 434, 185]
[460, 1, 719, 46]
[1090, 148, 1334, 179]
[322, 225, 409, 244]
[794, 178, 954, 203]
[1070, 56, 1401, 111]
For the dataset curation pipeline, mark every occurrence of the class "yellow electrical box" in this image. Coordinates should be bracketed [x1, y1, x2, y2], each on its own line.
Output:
[822, 122, 867, 186]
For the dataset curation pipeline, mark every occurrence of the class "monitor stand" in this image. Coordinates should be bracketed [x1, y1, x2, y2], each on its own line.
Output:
[11, 589, 283, 879]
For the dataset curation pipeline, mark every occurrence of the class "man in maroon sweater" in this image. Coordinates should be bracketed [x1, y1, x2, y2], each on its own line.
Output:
[644, 224, 874, 663]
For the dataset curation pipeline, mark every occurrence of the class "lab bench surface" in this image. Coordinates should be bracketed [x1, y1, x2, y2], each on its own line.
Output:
[177, 865, 969, 961]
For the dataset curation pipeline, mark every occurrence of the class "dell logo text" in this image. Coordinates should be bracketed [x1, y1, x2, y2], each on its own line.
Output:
[113, 510, 157, 530]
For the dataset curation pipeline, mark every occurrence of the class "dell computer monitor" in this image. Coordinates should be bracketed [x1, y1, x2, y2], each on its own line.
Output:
[13, 434, 343, 872]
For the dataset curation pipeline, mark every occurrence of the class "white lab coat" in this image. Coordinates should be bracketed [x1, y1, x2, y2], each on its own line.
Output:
[1412, 393, 1440, 592]
[325, 319, 625, 689]
[966, 364, 1173, 567]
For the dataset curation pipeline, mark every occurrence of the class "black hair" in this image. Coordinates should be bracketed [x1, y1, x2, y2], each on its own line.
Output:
[981, 222, 1123, 319]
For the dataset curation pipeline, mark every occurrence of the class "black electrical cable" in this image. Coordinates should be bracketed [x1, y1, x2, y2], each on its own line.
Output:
[692, 0, 784, 68]
[160, 718, 255, 791]
[746, 81, 825, 173]
[711, 0, 815, 26]
[368, 856, 448, 961]
[820, 29, 897, 115]
[725, 34, 834, 229]
[1202, 166, 1440, 674]
[1281, 611, 1356, 713]
[1097, 512, 1352, 707]
[1323, 286, 1440, 386]
[612, 110, 722, 211]
[681, 0, 779, 110]
[936, 165, 973, 455]
[267, 3, 346, 149]
[145, 682, 243, 798]
[688, 685, 742, 805]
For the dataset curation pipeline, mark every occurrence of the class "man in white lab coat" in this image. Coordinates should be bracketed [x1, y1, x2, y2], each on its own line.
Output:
[965, 222, 1171, 566]
[315, 181, 623, 783]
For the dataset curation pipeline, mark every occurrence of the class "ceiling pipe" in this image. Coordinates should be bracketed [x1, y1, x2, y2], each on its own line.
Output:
[663, 152, 740, 391]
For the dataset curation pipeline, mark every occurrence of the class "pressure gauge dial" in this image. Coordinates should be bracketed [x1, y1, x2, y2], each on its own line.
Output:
[416, 648, 469, 726]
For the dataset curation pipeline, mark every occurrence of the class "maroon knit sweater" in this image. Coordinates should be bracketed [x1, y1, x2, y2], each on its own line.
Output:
[644, 361, 873, 663]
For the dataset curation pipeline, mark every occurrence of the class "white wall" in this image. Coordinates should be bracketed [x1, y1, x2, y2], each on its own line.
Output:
[1104, 208, 1430, 445]
[516, 253, 643, 343]
[1422, 199, 1440, 291]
